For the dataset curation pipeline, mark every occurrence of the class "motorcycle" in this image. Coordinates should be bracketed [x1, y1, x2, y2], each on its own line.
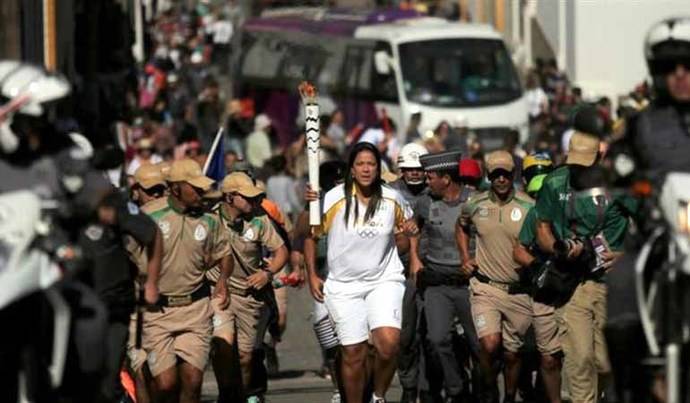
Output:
[0, 190, 71, 402]
[635, 172, 690, 403]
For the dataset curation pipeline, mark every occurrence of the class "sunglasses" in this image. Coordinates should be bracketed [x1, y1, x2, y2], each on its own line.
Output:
[488, 169, 514, 182]
[650, 59, 690, 75]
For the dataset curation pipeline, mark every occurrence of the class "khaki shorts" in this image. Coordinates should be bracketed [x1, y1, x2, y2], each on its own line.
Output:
[127, 312, 148, 373]
[142, 297, 212, 377]
[211, 291, 264, 353]
[470, 279, 560, 354]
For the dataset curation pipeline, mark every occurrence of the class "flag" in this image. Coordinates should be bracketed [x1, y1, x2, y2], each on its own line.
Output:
[203, 127, 225, 186]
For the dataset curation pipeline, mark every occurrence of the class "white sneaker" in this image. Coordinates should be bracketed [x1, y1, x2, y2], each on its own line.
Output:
[369, 394, 385, 403]
[330, 390, 341, 403]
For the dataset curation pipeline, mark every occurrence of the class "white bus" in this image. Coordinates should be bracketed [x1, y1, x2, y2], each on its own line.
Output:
[233, 8, 528, 150]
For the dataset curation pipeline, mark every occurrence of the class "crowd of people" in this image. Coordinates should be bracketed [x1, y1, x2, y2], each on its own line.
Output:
[3, 1, 690, 403]
[113, 3, 662, 403]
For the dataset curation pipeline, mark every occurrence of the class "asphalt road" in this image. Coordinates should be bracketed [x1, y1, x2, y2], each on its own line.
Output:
[201, 286, 403, 403]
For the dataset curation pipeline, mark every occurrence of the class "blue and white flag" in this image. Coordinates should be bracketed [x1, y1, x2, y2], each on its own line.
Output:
[203, 127, 225, 186]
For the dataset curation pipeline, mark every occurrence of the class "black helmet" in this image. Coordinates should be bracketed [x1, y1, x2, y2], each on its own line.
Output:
[644, 17, 690, 101]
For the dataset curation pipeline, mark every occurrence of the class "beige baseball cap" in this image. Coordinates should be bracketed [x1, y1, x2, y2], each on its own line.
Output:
[221, 172, 264, 198]
[134, 163, 165, 189]
[566, 132, 600, 167]
[167, 159, 214, 190]
[485, 150, 515, 173]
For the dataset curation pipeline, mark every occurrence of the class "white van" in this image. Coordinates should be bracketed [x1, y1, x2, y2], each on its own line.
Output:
[234, 8, 528, 150]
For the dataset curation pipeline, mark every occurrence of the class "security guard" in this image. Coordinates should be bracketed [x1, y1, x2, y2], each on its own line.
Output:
[126, 163, 168, 403]
[141, 159, 233, 403]
[534, 131, 630, 403]
[388, 142, 429, 403]
[522, 153, 554, 199]
[410, 150, 478, 403]
[457, 151, 554, 403]
[511, 157, 563, 403]
[210, 172, 289, 403]
[513, 152, 557, 403]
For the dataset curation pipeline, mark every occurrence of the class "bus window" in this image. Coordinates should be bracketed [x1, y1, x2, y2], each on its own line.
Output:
[399, 38, 521, 107]
[238, 31, 285, 83]
[339, 41, 397, 102]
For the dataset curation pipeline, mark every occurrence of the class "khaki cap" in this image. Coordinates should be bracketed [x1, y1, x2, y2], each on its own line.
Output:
[566, 131, 600, 167]
[486, 150, 515, 173]
[167, 159, 214, 190]
[221, 172, 264, 198]
[157, 161, 171, 180]
[134, 163, 165, 189]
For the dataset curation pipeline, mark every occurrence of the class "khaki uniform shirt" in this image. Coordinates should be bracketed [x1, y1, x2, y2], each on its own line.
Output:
[207, 210, 284, 290]
[459, 189, 534, 283]
[143, 197, 230, 295]
[125, 198, 166, 278]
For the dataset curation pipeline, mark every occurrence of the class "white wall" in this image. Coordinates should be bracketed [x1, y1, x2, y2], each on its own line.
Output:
[535, 0, 559, 57]
[571, 0, 690, 102]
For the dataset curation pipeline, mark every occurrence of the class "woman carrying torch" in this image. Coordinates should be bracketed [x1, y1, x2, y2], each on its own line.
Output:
[301, 81, 418, 403]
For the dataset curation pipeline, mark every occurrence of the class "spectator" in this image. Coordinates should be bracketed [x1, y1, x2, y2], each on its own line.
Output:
[266, 155, 302, 220]
[246, 114, 273, 169]
[224, 150, 238, 174]
[405, 108, 423, 143]
[224, 99, 252, 159]
[327, 109, 347, 155]
[127, 137, 163, 176]
[444, 115, 470, 153]
[526, 71, 549, 121]
[196, 76, 223, 150]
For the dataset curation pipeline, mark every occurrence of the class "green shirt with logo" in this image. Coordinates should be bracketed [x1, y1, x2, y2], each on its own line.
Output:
[534, 166, 631, 251]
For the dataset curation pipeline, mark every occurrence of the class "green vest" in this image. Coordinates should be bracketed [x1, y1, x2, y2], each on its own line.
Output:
[534, 166, 630, 251]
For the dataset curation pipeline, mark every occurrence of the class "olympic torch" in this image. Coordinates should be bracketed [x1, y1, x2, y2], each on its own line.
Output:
[298, 82, 321, 226]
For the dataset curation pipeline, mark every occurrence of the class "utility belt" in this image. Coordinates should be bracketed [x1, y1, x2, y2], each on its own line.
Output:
[159, 282, 211, 307]
[224, 277, 271, 301]
[474, 272, 530, 295]
[419, 269, 469, 288]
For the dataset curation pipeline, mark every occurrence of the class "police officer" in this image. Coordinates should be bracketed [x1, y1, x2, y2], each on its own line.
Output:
[211, 172, 289, 403]
[457, 151, 548, 403]
[410, 150, 478, 403]
[126, 163, 169, 403]
[389, 142, 429, 403]
[534, 129, 630, 403]
[606, 18, 690, 402]
[0, 61, 163, 403]
[612, 17, 690, 184]
[141, 159, 233, 403]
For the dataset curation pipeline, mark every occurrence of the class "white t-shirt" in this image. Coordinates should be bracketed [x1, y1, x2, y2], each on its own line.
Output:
[127, 154, 163, 176]
[318, 184, 412, 283]
[526, 87, 548, 118]
[210, 20, 233, 45]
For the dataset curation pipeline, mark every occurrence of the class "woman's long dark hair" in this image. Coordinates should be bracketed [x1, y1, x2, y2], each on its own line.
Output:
[344, 142, 383, 227]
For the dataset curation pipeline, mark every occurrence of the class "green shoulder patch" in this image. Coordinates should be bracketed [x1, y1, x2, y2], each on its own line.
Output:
[147, 206, 171, 222]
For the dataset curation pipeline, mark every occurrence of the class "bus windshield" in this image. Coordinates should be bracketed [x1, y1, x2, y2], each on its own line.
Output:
[398, 38, 522, 107]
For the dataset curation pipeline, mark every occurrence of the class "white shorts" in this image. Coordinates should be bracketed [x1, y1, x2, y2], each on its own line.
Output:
[324, 278, 405, 346]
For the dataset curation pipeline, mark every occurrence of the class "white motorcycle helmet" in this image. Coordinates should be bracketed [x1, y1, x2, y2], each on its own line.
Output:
[644, 17, 690, 100]
[397, 142, 428, 169]
[0, 61, 71, 153]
